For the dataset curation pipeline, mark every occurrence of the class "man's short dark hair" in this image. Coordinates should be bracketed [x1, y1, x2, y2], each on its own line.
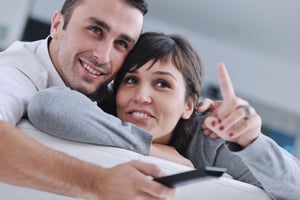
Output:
[125, 0, 148, 15]
[61, 0, 148, 30]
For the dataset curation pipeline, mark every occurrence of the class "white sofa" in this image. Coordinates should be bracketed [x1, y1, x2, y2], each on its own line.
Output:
[0, 120, 271, 200]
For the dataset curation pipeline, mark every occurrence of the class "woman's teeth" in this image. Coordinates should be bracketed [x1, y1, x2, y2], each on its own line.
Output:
[132, 112, 150, 118]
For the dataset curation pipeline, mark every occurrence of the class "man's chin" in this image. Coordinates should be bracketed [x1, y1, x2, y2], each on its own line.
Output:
[72, 85, 97, 96]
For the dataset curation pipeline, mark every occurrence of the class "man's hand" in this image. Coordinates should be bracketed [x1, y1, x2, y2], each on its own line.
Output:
[0, 121, 175, 200]
[89, 160, 176, 200]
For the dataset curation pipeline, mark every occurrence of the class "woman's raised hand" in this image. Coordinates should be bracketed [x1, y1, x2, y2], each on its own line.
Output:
[200, 63, 261, 147]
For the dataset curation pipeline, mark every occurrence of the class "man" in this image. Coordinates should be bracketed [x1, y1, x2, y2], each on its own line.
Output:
[0, 0, 175, 199]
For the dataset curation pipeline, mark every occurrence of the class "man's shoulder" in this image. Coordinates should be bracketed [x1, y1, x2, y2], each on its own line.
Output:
[0, 40, 44, 63]
[0, 39, 49, 90]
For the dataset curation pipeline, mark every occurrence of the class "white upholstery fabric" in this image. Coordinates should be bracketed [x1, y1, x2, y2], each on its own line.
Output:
[0, 120, 271, 200]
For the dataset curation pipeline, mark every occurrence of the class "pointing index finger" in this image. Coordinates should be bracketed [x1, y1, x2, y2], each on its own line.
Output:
[217, 62, 236, 100]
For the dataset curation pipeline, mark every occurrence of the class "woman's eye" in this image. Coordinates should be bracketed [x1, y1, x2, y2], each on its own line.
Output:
[124, 77, 137, 84]
[156, 80, 170, 88]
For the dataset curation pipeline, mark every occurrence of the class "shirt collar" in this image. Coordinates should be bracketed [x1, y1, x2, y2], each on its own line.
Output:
[36, 36, 66, 87]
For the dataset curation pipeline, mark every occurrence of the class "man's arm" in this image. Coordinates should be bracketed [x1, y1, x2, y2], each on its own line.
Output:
[0, 67, 38, 125]
[0, 120, 175, 199]
[27, 87, 153, 155]
[0, 67, 173, 199]
[0, 120, 89, 196]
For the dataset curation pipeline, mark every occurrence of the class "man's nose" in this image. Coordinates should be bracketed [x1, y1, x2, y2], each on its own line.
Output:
[94, 41, 112, 64]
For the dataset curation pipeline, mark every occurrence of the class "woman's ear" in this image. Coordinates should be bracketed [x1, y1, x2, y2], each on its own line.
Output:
[181, 98, 195, 119]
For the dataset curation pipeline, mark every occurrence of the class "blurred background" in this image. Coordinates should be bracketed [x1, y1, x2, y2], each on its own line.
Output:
[0, 0, 299, 158]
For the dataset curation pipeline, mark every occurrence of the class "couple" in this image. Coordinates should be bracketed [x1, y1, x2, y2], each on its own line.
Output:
[0, 0, 177, 199]
[28, 32, 300, 200]
[0, 0, 299, 199]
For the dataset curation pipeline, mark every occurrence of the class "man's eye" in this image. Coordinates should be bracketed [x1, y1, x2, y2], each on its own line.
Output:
[89, 26, 102, 35]
[115, 40, 129, 49]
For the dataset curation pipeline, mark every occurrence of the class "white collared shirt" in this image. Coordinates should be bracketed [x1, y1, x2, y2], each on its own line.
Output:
[0, 38, 65, 124]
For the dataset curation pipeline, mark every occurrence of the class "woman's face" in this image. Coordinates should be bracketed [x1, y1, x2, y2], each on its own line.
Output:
[116, 60, 194, 144]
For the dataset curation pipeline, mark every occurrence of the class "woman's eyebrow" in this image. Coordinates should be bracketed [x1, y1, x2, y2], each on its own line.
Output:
[126, 70, 137, 74]
[153, 71, 178, 81]
[126, 70, 178, 81]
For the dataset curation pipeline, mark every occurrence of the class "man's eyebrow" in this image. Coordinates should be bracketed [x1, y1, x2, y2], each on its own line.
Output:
[87, 17, 135, 44]
[120, 34, 136, 45]
[87, 17, 110, 32]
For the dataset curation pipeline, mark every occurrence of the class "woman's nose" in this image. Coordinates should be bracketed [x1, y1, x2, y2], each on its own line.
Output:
[133, 86, 152, 104]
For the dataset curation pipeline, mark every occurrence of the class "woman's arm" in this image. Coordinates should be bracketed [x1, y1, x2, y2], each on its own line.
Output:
[215, 133, 300, 200]
[185, 127, 300, 200]
[233, 134, 300, 200]
[27, 87, 152, 155]
[195, 63, 300, 199]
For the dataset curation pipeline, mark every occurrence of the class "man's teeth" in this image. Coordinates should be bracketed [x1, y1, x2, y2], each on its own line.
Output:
[132, 112, 149, 118]
[83, 64, 101, 75]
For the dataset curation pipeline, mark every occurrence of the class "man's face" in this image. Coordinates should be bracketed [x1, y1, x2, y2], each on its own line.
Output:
[50, 0, 143, 95]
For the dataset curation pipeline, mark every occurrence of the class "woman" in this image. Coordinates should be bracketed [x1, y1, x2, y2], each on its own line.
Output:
[99, 31, 204, 166]
[28, 32, 300, 200]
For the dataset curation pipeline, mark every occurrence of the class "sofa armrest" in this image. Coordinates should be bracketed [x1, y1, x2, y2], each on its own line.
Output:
[0, 119, 271, 200]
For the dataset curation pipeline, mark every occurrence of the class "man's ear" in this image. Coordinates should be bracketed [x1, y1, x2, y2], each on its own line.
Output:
[50, 11, 64, 39]
[181, 98, 195, 119]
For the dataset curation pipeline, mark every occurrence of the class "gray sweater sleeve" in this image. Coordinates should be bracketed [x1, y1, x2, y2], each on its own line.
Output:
[27, 87, 152, 155]
[233, 134, 300, 200]
[185, 129, 300, 200]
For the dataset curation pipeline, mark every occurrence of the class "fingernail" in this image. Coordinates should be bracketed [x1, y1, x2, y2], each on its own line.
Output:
[219, 126, 224, 131]
[218, 119, 222, 123]
[229, 132, 234, 137]
[211, 121, 216, 127]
